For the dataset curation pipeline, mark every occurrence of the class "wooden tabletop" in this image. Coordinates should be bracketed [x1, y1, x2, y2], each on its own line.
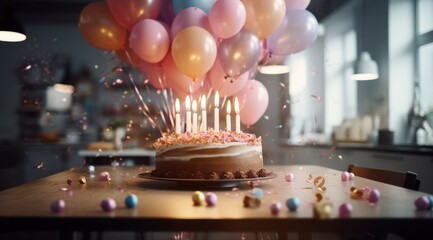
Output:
[0, 165, 432, 235]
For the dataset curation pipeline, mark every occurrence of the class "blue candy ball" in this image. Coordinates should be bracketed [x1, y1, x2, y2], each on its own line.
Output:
[124, 194, 138, 209]
[252, 187, 264, 199]
[427, 195, 433, 210]
[286, 197, 300, 212]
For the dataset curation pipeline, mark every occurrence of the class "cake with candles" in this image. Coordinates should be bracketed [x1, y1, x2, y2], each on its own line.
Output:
[151, 130, 266, 179]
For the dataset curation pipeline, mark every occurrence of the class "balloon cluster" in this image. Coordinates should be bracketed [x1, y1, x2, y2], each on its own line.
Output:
[78, 0, 318, 126]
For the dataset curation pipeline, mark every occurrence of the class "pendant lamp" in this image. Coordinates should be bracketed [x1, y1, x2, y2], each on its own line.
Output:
[351, 51, 378, 80]
[0, 3, 26, 42]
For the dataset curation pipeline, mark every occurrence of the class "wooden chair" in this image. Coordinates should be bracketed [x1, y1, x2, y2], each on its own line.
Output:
[347, 164, 420, 191]
[345, 164, 421, 240]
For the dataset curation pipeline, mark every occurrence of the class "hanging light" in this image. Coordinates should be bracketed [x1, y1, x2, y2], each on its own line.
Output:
[258, 64, 290, 75]
[351, 51, 378, 81]
[0, 3, 26, 42]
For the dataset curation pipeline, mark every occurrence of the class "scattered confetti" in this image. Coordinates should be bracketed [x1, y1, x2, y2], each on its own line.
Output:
[78, 176, 86, 184]
[34, 162, 46, 171]
[313, 176, 326, 191]
[350, 187, 364, 199]
[311, 94, 321, 100]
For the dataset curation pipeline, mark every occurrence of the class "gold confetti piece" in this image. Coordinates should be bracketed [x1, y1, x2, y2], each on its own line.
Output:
[313, 201, 333, 219]
[307, 174, 313, 181]
[243, 194, 262, 208]
[315, 192, 323, 202]
[350, 187, 363, 199]
[79, 176, 86, 184]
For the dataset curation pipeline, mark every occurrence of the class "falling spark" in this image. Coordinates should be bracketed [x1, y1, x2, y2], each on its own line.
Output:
[34, 162, 46, 171]
[311, 94, 321, 101]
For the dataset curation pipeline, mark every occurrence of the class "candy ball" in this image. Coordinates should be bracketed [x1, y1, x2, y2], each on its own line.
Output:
[99, 171, 111, 181]
[205, 192, 218, 207]
[286, 197, 300, 212]
[101, 198, 116, 212]
[414, 196, 431, 210]
[270, 201, 282, 215]
[368, 189, 380, 203]
[428, 195, 433, 209]
[51, 199, 65, 213]
[87, 165, 95, 174]
[66, 178, 72, 186]
[124, 194, 138, 209]
[192, 191, 205, 206]
[341, 171, 350, 181]
[285, 172, 294, 182]
[339, 203, 353, 218]
[348, 172, 355, 180]
[251, 187, 264, 199]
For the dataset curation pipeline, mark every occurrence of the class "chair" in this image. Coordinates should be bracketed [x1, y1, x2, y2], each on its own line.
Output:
[347, 164, 420, 191]
[345, 164, 421, 240]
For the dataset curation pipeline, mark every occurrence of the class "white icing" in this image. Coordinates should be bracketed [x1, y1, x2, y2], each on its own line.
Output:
[156, 143, 262, 162]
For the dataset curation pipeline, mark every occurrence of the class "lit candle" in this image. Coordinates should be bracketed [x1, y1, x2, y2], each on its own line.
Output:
[185, 96, 191, 132]
[235, 97, 240, 132]
[175, 98, 181, 134]
[226, 100, 231, 131]
[214, 91, 219, 131]
[192, 100, 198, 133]
[200, 94, 207, 132]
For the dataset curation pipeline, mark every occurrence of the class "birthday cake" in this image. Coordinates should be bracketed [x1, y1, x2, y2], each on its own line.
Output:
[151, 130, 266, 179]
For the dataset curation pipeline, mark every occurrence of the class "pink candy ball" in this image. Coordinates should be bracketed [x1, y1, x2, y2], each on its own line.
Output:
[99, 171, 111, 181]
[285, 172, 294, 182]
[414, 196, 431, 210]
[205, 192, 218, 207]
[368, 189, 380, 203]
[270, 201, 282, 215]
[339, 203, 353, 218]
[101, 198, 117, 212]
[348, 172, 355, 180]
[341, 171, 350, 181]
[51, 199, 66, 213]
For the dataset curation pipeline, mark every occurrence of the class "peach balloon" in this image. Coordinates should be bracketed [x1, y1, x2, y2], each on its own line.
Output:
[243, 0, 286, 39]
[106, 0, 162, 30]
[171, 26, 217, 80]
[78, 2, 127, 50]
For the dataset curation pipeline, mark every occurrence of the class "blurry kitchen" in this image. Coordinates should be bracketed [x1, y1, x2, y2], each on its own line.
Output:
[0, 0, 432, 193]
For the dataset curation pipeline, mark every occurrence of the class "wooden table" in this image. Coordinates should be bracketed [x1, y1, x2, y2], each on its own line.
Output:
[0, 165, 432, 239]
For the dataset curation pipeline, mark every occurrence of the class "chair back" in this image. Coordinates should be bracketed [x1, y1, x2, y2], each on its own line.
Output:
[347, 164, 420, 191]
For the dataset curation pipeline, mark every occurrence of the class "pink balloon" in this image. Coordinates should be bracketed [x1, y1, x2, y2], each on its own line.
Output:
[170, 7, 212, 40]
[139, 60, 169, 89]
[162, 53, 205, 94]
[218, 29, 261, 78]
[209, 0, 246, 39]
[130, 19, 170, 63]
[209, 58, 249, 97]
[235, 80, 269, 126]
[268, 9, 318, 55]
[106, 0, 162, 30]
[285, 0, 311, 9]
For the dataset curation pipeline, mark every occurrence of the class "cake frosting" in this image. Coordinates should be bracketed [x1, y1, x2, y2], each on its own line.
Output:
[151, 130, 266, 179]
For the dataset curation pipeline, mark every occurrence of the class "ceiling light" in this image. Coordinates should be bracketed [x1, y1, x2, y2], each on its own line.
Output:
[351, 51, 378, 81]
[258, 65, 290, 75]
[0, 4, 26, 42]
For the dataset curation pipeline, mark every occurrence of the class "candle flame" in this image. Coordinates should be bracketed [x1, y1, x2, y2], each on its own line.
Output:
[234, 97, 239, 114]
[201, 94, 206, 110]
[192, 100, 197, 112]
[185, 96, 191, 111]
[214, 91, 219, 108]
[175, 98, 180, 113]
[226, 100, 231, 114]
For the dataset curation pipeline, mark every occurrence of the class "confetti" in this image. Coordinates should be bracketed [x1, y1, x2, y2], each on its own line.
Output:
[313, 176, 326, 191]
[34, 162, 46, 171]
[350, 187, 364, 199]
[313, 201, 332, 219]
[311, 94, 321, 100]
[78, 176, 86, 184]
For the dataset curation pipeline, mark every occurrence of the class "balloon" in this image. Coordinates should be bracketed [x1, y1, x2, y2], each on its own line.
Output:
[139, 60, 169, 89]
[171, 7, 212, 40]
[268, 9, 318, 55]
[285, 0, 311, 9]
[218, 29, 261, 78]
[130, 19, 170, 63]
[162, 53, 205, 94]
[106, 0, 161, 30]
[209, 58, 249, 97]
[235, 80, 269, 126]
[171, 26, 217, 79]
[116, 34, 141, 67]
[209, 0, 246, 39]
[243, 0, 286, 39]
[173, 0, 214, 15]
[78, 2, 127, 50]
